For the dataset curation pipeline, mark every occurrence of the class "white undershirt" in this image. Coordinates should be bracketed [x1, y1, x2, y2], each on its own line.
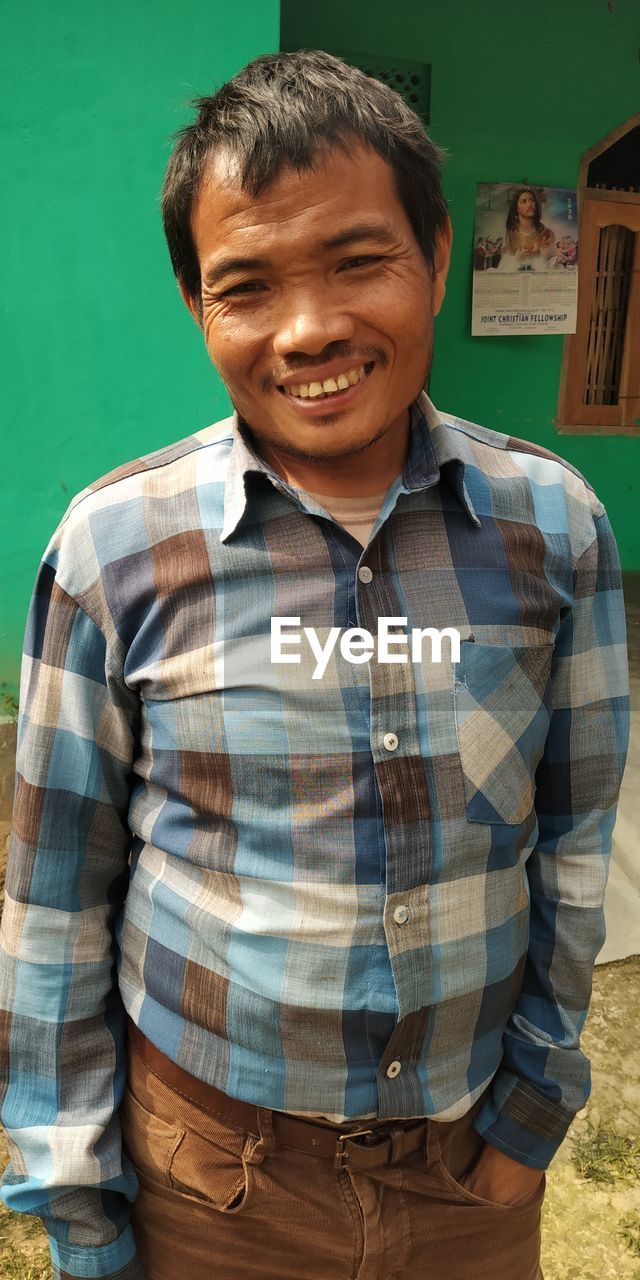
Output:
[300, 486, 390, 547]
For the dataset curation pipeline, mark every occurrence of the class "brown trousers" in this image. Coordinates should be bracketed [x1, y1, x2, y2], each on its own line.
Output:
[123, 1033, 544, 1280]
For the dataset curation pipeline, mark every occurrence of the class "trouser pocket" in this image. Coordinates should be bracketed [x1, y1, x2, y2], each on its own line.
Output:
[121, 1063, 259, 1213]
[432, 1100, 546, 1211]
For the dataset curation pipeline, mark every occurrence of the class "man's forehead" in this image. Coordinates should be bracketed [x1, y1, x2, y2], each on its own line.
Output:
[192, 141, 404, 256]
[202, 136, 391, 194]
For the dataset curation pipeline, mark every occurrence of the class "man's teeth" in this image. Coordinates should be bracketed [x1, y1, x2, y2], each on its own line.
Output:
[283, 365, 369, 398]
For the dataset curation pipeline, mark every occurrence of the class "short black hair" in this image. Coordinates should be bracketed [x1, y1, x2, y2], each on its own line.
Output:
[161, 49, 449, 305]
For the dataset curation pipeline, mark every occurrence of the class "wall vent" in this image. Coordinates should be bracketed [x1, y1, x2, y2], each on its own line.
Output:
[337, 52, 431, 124]
[279, 44, 432, 125]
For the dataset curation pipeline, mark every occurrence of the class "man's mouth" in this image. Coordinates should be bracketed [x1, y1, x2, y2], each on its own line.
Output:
[277, 362, 375, 402]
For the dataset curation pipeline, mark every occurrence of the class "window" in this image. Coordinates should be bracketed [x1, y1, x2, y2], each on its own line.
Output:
[557, 114, 640, 434]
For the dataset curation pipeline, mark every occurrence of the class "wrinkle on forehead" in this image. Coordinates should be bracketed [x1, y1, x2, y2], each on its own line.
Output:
[192, 141, 403, 254]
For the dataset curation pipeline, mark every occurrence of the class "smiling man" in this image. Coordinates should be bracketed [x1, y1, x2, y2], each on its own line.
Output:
[0, 49, 629, 1280]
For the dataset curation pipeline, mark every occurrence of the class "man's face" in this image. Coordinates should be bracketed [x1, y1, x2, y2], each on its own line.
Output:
[517, 192, 536, 219]
[183, 140, 451, 483]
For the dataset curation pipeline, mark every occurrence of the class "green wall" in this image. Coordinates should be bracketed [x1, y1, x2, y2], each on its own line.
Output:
[0, 0, 280, 700]
[281, 0, 640, 565]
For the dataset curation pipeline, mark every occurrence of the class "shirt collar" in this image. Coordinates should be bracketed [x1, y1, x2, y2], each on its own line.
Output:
[220, 390, 480, 542]
[403, 392, 481, 527]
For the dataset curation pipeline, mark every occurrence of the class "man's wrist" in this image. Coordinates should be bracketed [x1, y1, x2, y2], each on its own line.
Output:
[475, 1069, 574, 1169]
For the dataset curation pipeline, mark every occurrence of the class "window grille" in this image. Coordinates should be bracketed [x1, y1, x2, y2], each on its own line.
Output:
[585, 223, 635, 405]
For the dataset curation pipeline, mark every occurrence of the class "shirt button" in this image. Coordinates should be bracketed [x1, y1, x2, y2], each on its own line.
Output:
[393, 905, 410, 925]
[358, 565, 373, 583]
[386, 1060, 402, 1079]
[383, 732, 398, 752]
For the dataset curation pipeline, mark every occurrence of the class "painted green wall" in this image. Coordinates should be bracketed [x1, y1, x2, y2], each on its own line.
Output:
[281, 0, 640, 565]
[0, 1, 280, 699]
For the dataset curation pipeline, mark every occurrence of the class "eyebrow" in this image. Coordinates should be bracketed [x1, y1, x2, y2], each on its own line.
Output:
[202, 223, 397, 288]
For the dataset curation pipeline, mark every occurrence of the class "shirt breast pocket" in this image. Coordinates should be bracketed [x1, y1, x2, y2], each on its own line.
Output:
[453, 640, 554, 825]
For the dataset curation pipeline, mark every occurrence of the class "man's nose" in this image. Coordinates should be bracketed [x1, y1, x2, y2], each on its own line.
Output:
[272, 288, 355, 357]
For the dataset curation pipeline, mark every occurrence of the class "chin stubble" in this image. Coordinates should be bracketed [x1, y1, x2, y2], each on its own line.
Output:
[228, 346, 433, 467]
[236, 409, 400, 465]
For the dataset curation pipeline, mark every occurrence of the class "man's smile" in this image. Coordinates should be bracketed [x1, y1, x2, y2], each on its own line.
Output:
[276, 361, 376, 413]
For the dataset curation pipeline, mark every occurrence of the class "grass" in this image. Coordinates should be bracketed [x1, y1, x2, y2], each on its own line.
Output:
[571, 1120, 640, 1186]
[0, 1243, 53, 1279]
[619, 1215, 640, 1258]
[0, 687, 18, 723]
[0, 1199, 53, 1279]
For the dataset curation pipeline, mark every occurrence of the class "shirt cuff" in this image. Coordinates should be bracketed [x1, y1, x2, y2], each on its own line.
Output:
[473, 1068, 576, 1169]
[49, 1226, 146, 1280]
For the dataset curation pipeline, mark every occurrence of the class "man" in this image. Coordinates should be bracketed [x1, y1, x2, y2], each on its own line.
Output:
[0, 48, 629, 1280]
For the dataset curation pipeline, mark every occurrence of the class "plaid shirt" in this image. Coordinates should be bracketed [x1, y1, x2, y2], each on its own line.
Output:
[0, 393, 629, 1279]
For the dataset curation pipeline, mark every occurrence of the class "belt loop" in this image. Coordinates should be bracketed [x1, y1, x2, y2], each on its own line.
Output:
[390, 1127, 405, 1165]
[255, 1106, 277, 1157]
[425, 1117, 440, 1165]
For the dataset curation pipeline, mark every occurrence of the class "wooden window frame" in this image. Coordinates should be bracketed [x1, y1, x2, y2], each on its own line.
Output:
[556, 114, 640, 436]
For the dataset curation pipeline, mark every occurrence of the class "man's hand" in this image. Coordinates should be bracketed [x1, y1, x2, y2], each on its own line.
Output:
[461, 1143, 545, 1206]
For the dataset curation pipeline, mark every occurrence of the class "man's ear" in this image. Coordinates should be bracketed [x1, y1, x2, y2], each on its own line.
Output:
[431, 217, 453, 317]
[178, 277, 204, 329]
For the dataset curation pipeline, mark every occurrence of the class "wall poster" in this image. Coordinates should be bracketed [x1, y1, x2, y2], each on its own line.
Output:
[471, 183, 578, 336]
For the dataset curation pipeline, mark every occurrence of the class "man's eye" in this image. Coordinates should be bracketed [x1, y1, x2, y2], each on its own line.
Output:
[343, 255, 383, 269]
[221, 282, 264, 297]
